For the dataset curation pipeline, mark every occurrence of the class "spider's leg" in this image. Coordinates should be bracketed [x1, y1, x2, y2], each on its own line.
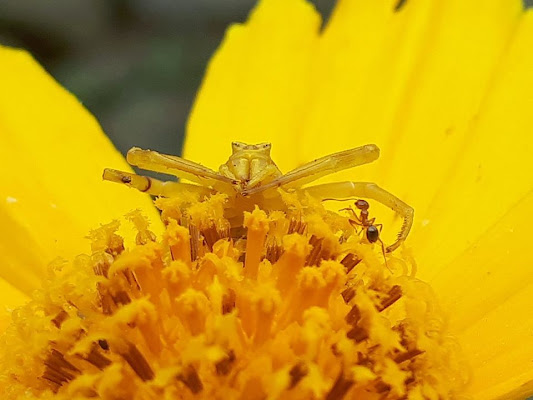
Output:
[126, 147, 235, 188]
[243, 144, 380, 195]
[103, 169, 213, 198]
[247, 164, 283, 189]
[303, 182, 414, 253]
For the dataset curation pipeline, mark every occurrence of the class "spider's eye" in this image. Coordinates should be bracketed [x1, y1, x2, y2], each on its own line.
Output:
[366, 225, 379, 243]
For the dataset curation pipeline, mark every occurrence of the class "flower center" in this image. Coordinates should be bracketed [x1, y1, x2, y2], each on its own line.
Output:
[0, 192, 468, 399]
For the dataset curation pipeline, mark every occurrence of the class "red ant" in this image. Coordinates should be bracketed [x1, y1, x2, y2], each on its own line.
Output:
[345, 198, 384, 244]
[324, 198, 389, 268]
[344, 199, 389, 269]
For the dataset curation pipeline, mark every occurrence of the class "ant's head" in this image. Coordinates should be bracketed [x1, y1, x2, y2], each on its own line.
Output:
[355, 199, 369, 211]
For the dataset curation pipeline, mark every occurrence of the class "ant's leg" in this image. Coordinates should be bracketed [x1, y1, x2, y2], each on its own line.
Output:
[304, 182, 414, 253]
[340, 207, 361, 223]
[377, 238, 391, 271]
[103, 169, 213, 198]
[347, 219, 363, 235]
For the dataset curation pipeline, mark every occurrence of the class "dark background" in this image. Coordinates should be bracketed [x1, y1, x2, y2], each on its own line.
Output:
[1, 0, 531, 157]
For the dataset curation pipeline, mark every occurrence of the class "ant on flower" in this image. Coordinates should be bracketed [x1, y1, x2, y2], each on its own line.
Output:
[343, 199, 383, 245]
[325, 198, 389, 268]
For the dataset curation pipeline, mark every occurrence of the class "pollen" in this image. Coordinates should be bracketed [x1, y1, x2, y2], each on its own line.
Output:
[0, 192, 467, 399]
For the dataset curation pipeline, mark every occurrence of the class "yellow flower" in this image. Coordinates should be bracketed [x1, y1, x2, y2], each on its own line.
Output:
[0, 0, 531, 399]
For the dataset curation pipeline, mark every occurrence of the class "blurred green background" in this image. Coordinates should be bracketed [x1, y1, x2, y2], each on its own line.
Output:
[1, 0, 531, 158]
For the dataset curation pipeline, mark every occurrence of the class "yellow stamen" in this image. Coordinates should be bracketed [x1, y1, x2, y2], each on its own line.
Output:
[0, 193, 467, 399]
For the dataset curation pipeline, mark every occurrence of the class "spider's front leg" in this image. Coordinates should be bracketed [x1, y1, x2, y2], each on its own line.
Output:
[103, 169, 213, 198]
[304, 182, 414, 253]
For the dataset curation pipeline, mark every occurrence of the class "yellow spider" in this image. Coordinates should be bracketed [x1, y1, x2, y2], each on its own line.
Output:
[103, 142, 413, 252]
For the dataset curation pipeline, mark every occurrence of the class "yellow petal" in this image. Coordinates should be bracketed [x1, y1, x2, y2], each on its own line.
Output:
[423, 14, 533, 389]
[185, 0, 321, 172]
[302, 0, 524, 233]
[411, 8, 533, 276]
[301, 0, 440, 180]
[430, 190, 533, 398]
[0, 46, 162, 294]
[459, 281, 533, 399]
[376, 0, 523, 211]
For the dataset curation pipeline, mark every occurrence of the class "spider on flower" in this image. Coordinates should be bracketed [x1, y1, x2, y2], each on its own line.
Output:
[103, 142, 413, 252]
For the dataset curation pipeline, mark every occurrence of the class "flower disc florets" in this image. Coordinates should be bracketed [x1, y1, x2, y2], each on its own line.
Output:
[0, 191, 467, 399]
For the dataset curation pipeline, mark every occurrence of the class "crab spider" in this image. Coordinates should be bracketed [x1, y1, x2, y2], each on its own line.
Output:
[103, 142, 413, 252]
